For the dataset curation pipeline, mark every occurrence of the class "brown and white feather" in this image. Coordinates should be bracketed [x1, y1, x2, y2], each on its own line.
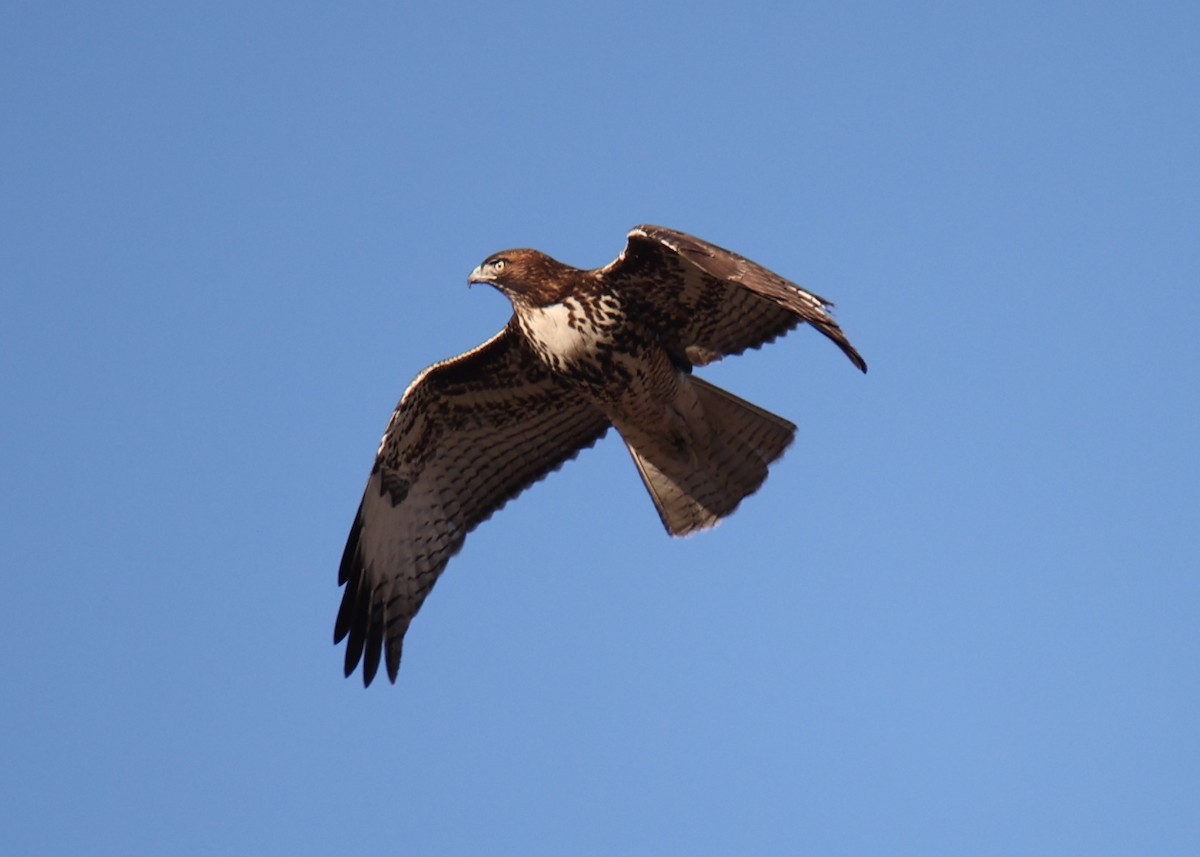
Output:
[335, 322, 609, 685]
[602, 225, 867, 371]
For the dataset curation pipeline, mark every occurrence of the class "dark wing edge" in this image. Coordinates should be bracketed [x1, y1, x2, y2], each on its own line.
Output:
[335, 325, 610, 686]
[614, 225, 867, 373]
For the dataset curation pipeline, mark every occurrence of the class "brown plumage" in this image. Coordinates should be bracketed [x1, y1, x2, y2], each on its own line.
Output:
[335, 225, 866, 685]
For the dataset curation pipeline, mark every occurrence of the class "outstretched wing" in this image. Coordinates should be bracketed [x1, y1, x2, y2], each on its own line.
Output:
[601, 225, 867, 371]
[335, 321, 610, 685]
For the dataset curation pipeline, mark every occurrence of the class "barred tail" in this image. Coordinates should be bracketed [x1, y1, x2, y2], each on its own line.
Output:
[623, 377, 796, 536]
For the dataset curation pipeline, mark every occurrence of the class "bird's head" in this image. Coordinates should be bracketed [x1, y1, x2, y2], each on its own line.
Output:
[468, 248, 579, 307]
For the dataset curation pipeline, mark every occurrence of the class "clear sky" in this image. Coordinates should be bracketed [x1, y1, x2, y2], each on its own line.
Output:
[3, 2, 1197, 854]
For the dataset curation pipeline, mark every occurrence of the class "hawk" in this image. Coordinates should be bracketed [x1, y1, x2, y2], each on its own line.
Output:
[336, 225, 866, 685]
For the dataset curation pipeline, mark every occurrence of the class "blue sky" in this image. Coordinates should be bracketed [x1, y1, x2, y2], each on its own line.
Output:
[3, 1, 1197, 854]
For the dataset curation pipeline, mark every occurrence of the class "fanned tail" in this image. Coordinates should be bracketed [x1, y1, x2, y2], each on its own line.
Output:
[623, 377, 796, 536]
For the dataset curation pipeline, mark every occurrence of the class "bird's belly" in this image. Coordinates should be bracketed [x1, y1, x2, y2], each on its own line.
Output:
[518, 297, 682, 413]
[519, 298, 628, 387]
[521, 302, 597, 365]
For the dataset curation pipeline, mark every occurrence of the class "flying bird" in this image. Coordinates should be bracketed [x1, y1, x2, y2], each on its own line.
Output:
[335, 225, 866, 685]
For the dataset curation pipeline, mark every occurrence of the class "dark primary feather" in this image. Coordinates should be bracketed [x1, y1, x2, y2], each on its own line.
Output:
[335, 322, 609, 685]
[601, 225, 868, 372]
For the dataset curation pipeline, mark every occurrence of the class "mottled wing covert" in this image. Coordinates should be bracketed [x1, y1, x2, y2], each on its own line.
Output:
[603, 225, 867, 372]
[335, 322, 610, 685]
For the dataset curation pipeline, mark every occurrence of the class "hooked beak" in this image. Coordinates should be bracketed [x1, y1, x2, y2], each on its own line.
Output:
[467, 266, 489, 288]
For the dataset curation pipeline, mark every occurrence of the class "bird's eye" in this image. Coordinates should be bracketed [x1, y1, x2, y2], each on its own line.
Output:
[490, 259, 506, 271]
